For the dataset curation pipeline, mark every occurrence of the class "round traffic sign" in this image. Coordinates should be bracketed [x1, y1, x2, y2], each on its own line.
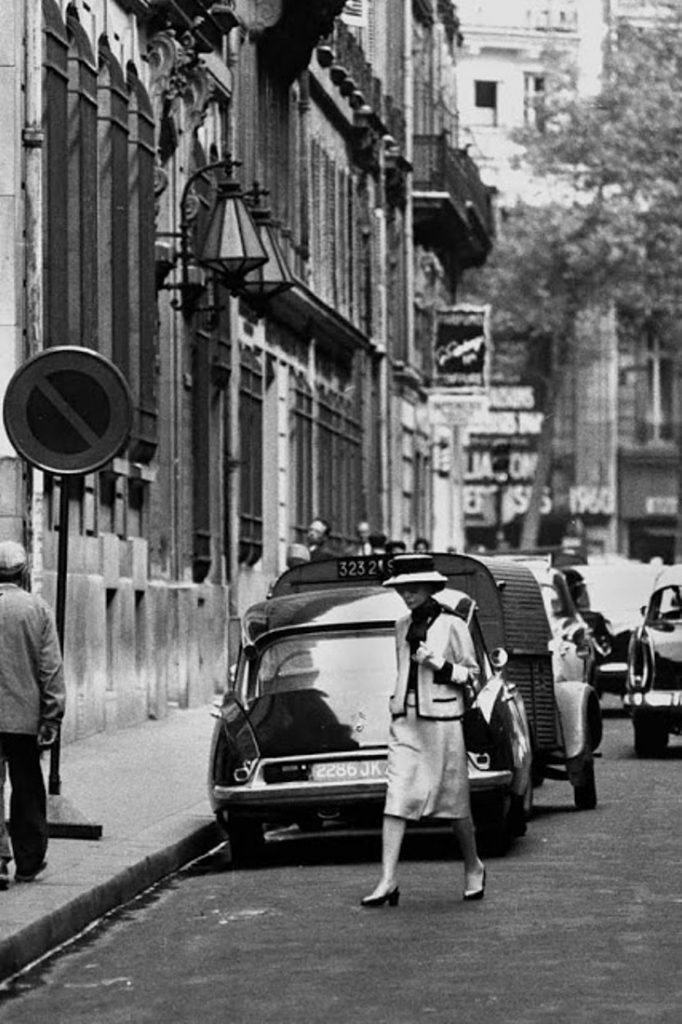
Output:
[3, 347, 133, 475]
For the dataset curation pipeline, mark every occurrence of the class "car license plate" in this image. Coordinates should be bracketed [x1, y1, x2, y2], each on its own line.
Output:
[311, 760, 387, 782]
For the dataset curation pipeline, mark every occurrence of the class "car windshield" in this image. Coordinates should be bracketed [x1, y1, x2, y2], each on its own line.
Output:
[246, 629, 395, 752]
[649, 586, 682, 622]
[256, 631, 395, 699]
[579, 564, 659, 633]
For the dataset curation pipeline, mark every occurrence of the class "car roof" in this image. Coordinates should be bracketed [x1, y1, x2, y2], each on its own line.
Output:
[241, 586, 472, 645]
[652, 564, 682, 593]
[268, 553, 551, 655]
[576, 561, 660, 623]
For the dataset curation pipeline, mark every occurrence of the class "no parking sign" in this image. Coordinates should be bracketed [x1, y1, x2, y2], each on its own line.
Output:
[3, 346, 132, 474]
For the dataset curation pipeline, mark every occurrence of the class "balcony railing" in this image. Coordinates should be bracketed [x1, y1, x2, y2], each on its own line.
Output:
[413, 132, 494, 244]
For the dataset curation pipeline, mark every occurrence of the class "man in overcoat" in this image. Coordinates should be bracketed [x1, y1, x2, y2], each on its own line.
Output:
[0, 541, 65, 884]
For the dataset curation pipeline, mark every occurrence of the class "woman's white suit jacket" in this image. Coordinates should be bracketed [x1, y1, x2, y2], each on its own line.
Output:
[388, 610, 479, 721]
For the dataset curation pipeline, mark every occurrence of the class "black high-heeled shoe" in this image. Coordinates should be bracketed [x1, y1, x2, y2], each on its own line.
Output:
[463, 867, 486, 902]
[360, 886, 400, 908]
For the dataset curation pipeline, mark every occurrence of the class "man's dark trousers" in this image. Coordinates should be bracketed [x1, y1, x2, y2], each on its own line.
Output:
[0, 733, 48, 874]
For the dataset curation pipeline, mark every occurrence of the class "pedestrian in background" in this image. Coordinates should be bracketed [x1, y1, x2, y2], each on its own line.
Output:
[353, 520, 373, 556]
[369, 532, 387, 555]
[361, 554, 485, 907]
[306, 517, 333, 561]
[0, 541, 65, 884]
[414, 536, 430, 554]
[385, 539, 407, 558]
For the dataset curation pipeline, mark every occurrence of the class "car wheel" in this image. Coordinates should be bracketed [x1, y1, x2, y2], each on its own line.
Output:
[227, 817, 265, 867]
[633, 714, 669, 758]
[573, 760, 597, 810]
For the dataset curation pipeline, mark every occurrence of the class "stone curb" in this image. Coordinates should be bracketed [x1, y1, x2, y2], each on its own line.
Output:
[0, 820, 223, 984]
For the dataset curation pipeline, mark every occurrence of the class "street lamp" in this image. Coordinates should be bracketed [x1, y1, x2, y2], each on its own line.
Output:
[163, 155, 268, 316]
[240, 182, 295, 310]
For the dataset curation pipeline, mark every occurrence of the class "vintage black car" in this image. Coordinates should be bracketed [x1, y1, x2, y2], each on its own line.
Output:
[568, 561, 659, 698]
[625, 564, 682, 756]
[209, 554, 533, 864]
[209, 552, 602, 866]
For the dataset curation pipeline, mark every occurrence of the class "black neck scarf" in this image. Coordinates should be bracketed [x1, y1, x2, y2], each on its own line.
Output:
[405, 596, 442, 651]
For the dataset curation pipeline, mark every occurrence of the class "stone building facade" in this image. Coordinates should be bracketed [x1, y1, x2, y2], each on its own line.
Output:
[0, 0, 492, 740]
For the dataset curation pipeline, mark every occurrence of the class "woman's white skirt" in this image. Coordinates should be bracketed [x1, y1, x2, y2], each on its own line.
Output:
[383, 704, 470, 820]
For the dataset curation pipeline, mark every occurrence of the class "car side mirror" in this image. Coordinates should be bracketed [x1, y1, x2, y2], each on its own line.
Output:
[640, 605, 647, 617]
[490, 647, 508, 670]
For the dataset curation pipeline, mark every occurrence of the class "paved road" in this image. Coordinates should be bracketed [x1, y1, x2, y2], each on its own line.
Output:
[1, 704, 680, 1024]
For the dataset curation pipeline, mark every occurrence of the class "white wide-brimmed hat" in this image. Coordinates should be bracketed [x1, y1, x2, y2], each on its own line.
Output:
[383, 553, 447, 588]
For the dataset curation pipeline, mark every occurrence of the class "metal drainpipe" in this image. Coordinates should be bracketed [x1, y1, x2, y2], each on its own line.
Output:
[23, 0, 43, 357]
[225, 33, 241, 621]
[23, 0, 45, 591]
[403, 0, 415, 367]
[393, 0, 415, 539]
[374, 147, 389, 531]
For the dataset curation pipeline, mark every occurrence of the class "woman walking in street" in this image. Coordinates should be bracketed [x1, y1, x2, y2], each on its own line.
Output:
[361, 553, 486, 907]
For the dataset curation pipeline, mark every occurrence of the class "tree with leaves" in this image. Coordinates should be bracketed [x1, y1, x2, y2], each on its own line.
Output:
[463, 2, 682, 547]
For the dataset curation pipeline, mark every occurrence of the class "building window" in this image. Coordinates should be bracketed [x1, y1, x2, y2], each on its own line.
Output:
[523, 73, 546, 130]
[43, 0, 69, 347]
[289, 372, 314, 544]
[126, 62, 158, 464]
[66, 8, 98, 348]
[239, 349, 264, 565]
[317, 387, 362, 550]
[474, 80, 498, 126]
[97, 35, 130, 376]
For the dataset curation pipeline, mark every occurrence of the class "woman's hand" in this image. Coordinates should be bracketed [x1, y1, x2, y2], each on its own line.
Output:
[413, 642, 445, 672]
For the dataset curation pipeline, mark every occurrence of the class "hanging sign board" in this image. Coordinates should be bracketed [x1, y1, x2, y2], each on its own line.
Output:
[432, 305, 490, 393]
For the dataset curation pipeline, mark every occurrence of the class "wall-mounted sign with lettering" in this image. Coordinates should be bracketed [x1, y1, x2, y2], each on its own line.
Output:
[569, 485, 615, 517]
[432, 305, 490, 393]
[644, 495, 678, 517]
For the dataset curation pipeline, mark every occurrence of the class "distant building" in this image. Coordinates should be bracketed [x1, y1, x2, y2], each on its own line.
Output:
[456, 0, 678, 559]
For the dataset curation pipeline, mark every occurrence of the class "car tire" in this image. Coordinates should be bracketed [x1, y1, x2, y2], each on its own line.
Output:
[573, 760, 597, 810]
[227, 818, 265, 867]
[633, 714, 669, 758]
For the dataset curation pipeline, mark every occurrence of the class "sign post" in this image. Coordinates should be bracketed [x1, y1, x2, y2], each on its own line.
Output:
[3, 347, 133, 839]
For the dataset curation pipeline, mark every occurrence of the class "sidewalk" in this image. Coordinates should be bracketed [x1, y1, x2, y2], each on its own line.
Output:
[0, 704, 223, 984]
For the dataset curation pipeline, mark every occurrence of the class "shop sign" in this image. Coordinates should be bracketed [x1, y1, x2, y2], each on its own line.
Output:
[433, 305, 490, 392]
[466, 448, 538, 483]
[465, 408, 544, 436]
[645, 495, 678, 516]
[464, 484, 552, 524]
[569, 485, 615, 517]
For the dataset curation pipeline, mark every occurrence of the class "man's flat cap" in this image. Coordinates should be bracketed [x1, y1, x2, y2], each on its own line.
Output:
[0, 541, 28, 575]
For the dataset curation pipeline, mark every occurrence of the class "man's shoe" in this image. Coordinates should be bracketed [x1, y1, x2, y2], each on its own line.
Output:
[0, 860, 10, 890]
[15, 860, 47, 883]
